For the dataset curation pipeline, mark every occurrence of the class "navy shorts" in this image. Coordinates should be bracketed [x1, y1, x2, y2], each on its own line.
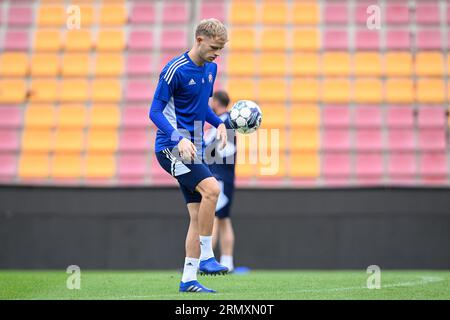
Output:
[214, 178, 235, 219]
[156, 148, 213, 204]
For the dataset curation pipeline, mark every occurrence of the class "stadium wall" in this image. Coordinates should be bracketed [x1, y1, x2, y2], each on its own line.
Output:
[1, 186, 450, 270]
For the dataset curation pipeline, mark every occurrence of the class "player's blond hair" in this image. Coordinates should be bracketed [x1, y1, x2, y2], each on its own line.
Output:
[195, 18, 228, 42]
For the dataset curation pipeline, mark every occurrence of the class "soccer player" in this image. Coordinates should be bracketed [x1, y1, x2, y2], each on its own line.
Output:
[149, 19, 229, 293]
[204, 91, 236, 273]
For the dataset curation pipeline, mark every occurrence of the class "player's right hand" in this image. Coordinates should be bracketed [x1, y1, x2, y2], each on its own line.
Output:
[178, 138, 197, 161]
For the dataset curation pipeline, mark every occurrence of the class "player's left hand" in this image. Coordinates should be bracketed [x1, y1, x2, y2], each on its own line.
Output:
[216, 123, 227, 150]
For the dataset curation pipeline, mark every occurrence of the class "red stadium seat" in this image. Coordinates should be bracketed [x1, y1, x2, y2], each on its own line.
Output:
[323, 30, 348, 50]
[355, 129, 383, 152]
[128, 30, 154, 51]
[416, 3, 440, 25]
[418, 129, 446, 152]
[126, 54, 153, 76]
[118, 154, 147, 182]
[4, 31, 29, 51]
[322, 153, 351, 178]
[388, 153, 417, 179]
[119, 129, 150, 152]
[419, 153, 448, 182]
[322, 106, 351, 128]
[322, 129, 351, 151]
[386, 30, 410, 50]
[416, 30, 443, 50]
[126, 80, 154, 102]
[0, 154, 16, 181]
[355, 153, 383, 179]
[354, 106, 382, 128]
[385, 3, 409, 25]
[0, 107, 22, 129]
[122, 105, 151, 129]
[7, 6, 33, 26]
[418, 107, 446, 129]
[388, 129, 416, 152]
[323, 3, 348, 24]
[355, 30, 381, 50]
[355, 2, 378, 25]
[130, 3, 155, 24]
[386, 106, 414, 128]
[200, 2, 226, 22]
[0, 129, 20, 152]
[162, 1, 189, 24]
[160, 29, 188, 51]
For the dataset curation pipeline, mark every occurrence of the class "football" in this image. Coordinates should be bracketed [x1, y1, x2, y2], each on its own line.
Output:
[228, 100, 263, 134]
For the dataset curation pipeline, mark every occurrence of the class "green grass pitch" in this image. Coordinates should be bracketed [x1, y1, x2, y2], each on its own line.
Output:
[1, 270, 449, 300]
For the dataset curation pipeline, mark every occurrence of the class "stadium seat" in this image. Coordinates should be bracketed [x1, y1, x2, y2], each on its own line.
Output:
[130, 3, 155, 24]
[259, 104, 287, 129]
[126, 54, 153, 76]
[354, 106, 382, 128]
[30, 54, 60, 77]
[386, 106, 414, 128]
[86, 129, 118, 153]
[122, 105, 150, 129]
[95, 53, 123, 77]
[322, 106, 351, 128]
[290, 79, 319, 102]
[417, 79, 445, 103]
[386, 30, 410, 50]
[388, 129, 416, 152]
[7, 6, 33, 26]
[60, 79, 89, 102]
[0, 130, 20, 152]
[355, 30, 381, 50]
[229, 1, 258, 25]
[384, 52, 412, 76]
[227, 53, 255, 76]
[385, 3, 409, 25]
[418, 107, 446, 129]
[261, 1, 288, 25]
[57, 104, 87, 129]
[385, 79, 414, 103]
[29, 79, 58, 103]
[260, 28, 287, 51]
[118, 154, 147, 180]
[53, 129, 85, 153]
[323, 3, 348, 24]
[37, 5, 65, 27]
[96, 30, 125, 51]
[323, 30, 348, 50]
[388, 153, 417, 179]
[76, 5, 94, 26]
[355, 153, 383, 180]
[353, 79, 383, 103]
[292, 29, 320, 51]
[353, 52, 382, 76]
[21, 129, 53, 153]
[322, 52, 350, 76]
[0, 80, 27, 104]
[289, 152, 320, 178]
[416, 30, 442, 50]
[416, 3, 440, 25]
[200, 1, 225, 22]
[226, 78, 256, 102]
[292, 2, 319, 25]
[62, 53, 90, 77]
[260, 53, 287, 76]
[65, 30, 92, 51]
[290, 129, 320, 152]
[18, 153, 50, 179]
[99, 5, 127, 26]
[322, 79, 351, 103]
[290, 105, 320, 128]
[51, 153, 83, 179]
[0, 53, 28, 77]
[91, 79, 121, 102]
[162, 1, 189, 24]
[321, 129, 351, 151]
[228, 28, 256, 51]
[84, 153, 115, 178]
[128, 30, 154, 51]
[24, 105, 56, 129]
[419, 153, 448, 181]
[4, 31, 29, 51]
[160, 29, 188, 51]
[259, 79, 287, 102]
[89, 104, 120, 129]
[418, 129, 446, 152]
[119, 130, 150, 152]
[34, 30, 62, 52]
[0, 107, 22, 129]
[292, 53, 320, 76]
[126, 80, 154, 102]
[322, 153, 351, 179]
[355, 129, 383, 152]
[0, 154, 17, 181]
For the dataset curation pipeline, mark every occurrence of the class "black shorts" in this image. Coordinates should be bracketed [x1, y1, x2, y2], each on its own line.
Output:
[156, 148, 213, 203]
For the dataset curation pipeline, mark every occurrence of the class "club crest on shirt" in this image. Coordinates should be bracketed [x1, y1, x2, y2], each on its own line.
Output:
[208, 73, 213, 83]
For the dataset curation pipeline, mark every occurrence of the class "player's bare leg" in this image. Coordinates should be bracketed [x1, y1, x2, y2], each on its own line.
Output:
[186, 203, 201, 259]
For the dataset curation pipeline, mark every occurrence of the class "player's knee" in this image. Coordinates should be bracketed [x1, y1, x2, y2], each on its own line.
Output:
[202, 182, 220, 201]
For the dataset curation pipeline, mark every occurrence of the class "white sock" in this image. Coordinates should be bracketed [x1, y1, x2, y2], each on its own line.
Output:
[199, 235, 214, 261]
[220, 255, 234, 271]
[181, 257, 198, 283]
